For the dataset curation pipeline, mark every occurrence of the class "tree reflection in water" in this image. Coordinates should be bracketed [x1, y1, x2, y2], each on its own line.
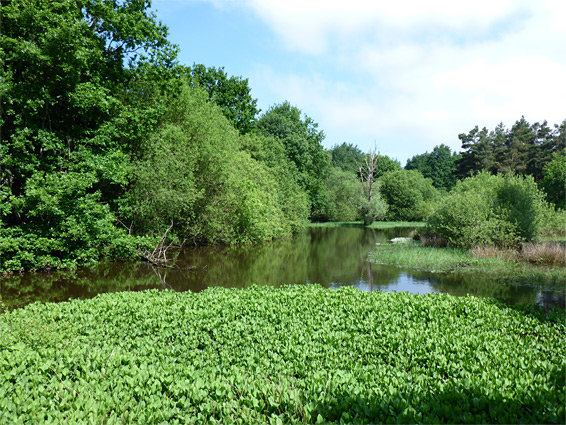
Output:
[1, 227, 563, 310]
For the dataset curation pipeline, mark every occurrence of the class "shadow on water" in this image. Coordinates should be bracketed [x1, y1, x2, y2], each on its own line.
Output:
[1, 227, 564, 310]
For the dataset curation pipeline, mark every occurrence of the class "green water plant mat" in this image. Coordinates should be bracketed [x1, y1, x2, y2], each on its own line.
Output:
[1, 285, 564, 424]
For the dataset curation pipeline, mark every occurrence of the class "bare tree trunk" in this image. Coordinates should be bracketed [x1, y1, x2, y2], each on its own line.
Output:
[357, 147, 379, 201]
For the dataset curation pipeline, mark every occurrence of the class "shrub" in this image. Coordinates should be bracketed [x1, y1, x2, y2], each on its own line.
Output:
[427, 172, 548, 248]
[378, 169, 438, 221]
[323, 168, 361, 222]
[539, 207, 566, 238]
[0, 172, 140, 272]
[356, 194, 389, 226]
[540, 150, 566, 209]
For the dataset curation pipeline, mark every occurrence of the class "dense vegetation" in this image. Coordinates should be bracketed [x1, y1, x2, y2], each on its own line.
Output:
[1, 0, 565, 273]
[426, 172, 548, 248]
[1, 285, 564, 424]
[0, 0, 318, 272]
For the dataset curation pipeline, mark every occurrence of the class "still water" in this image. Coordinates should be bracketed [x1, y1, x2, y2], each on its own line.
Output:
[1, 227, 564, 310]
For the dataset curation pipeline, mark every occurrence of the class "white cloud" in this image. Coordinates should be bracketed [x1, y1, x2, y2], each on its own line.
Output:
[243, 0, 529, 55]
[160, 0, 566, 161]
[243, 0, 566, 161]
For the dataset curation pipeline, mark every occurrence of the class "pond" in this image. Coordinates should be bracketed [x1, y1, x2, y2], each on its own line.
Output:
[1, 226, 564, 310]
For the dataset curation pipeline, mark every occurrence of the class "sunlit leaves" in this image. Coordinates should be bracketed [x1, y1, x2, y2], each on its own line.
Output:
[1, 286, 564, 424]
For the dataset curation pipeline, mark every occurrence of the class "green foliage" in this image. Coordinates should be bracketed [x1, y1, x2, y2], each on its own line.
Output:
[240, 133, 310, 233]
[0, 168, 151, 272]
[257, 102, 331, 219]
[323, 168, 362, 222]
[356, 193, 389, 226]
[378, 170, 438, 221]
[374, 154, 402, 179]
[0, 0, 177, 271]
[540, 150, 566, 209]
[405, 144, 459, 191]
[329, 143, 364, 174]
[126, 86, 304, 245]
[187, 64, 259, 134]
[426, 190, 517, 249]
[1, 286, 564, 424]
[456, 118, 565, 181]
[322, 168, 388, 224]
[427, 173, 548, 248]
[539, 208, 566, 240]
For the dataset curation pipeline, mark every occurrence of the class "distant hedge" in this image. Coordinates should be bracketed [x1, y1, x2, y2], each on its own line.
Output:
[1, 286, 564, 424]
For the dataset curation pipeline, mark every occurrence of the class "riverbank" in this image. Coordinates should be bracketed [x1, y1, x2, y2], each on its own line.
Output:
[370, 242, 566, 284]
[1, 285, 564, 424]
[310, 221, 426, 229]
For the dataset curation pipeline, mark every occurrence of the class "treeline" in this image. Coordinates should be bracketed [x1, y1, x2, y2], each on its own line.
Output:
[1, 0, 564, 272]
[324, 119, 565, 249]
[0, 0, 327, 272]
[325, 118, 565, 244]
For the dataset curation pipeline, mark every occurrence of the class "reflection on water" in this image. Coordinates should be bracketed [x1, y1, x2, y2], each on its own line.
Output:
[1, 227, 564, 310]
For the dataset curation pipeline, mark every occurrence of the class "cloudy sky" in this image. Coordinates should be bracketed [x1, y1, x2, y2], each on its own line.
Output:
[152, 0, 566, 165]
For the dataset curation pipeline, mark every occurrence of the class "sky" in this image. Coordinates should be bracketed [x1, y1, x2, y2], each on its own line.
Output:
[152, 0, 566, 165]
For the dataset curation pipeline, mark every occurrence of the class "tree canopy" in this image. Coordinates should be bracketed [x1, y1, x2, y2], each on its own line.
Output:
[256, 102, 330, 219]
[0, 0, 179, 271]
[0, 0, 310, 272]
[186, 64, 259, 134]
[406, 144, 459, 191]
[330, 143, 364, 174]
[456, 117, 565, 182]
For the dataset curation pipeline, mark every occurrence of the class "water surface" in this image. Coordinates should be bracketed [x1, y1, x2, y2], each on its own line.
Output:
[1, 226, 563, 310]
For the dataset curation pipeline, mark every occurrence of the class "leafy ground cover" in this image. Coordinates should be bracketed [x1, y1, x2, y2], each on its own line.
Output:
[371, 243, 566, 284]
[1, 286, 564, 424]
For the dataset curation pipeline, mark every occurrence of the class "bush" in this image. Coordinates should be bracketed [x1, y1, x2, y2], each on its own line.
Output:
[540, 150, 566, 209]
[356, 194, 389, 226]
[378, 170, 438, 221]
[427, 172, 548, 248]
[323, 168, 362, 222]
[539, 208, 566, 238]
[0, 171, 141, 272]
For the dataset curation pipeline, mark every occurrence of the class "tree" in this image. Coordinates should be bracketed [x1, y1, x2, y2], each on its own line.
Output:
[357, 148, 379, 202]
[373, 155, 402, 179]
[323, 168, 362, 222]
[456, 126, 495, 178]
[498, 116, 533, 175]
[406, 144, 459, 191]
[455, 117, 565, 182]
[329, 143, 364, 174]
[256, 102, 330, 218]
[187, 64, 259, 134]
[0, 0, 178, 271]
[378, 170, 438, 221]
[126, 85, 304, 246]
[351, 148, 390, 225]
[540, 150, 566, 209]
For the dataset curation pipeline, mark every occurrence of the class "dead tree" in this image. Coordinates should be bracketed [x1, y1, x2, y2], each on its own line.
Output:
[140, 221, 176, 267]
[357, 147, 379, 201]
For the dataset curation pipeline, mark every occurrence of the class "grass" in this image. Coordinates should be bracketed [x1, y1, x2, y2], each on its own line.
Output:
[371, 242, 566, 284]
[1, 285, 564, 424]
[310, 221, 426, 229]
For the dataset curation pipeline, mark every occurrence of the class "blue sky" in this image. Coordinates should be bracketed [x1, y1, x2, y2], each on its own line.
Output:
[152, 0, 566, 165]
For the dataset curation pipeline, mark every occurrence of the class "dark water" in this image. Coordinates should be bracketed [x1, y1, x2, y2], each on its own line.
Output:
[1, 227, 564, 310]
